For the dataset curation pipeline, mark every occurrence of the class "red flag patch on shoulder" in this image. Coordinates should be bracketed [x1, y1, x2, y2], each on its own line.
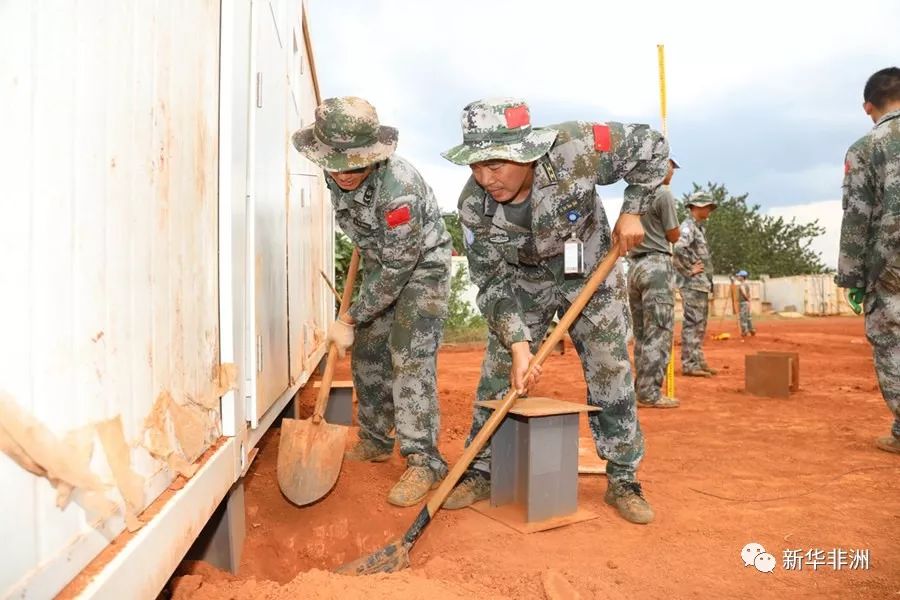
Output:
[844, 160, 851, 175]
[505, 105, 530, 128]
[593, 124, 611, 151]
[386, 205, 411, 228]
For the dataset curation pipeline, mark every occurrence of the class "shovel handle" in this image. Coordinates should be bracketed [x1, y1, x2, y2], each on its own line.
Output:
[424, 245, 622, 515]
[313, 248, 360, 423]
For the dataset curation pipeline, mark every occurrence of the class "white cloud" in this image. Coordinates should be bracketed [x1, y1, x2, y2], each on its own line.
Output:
[756, 163, 844, 200]
[768, 200, 843, 269]
[310, 0, 900, 120]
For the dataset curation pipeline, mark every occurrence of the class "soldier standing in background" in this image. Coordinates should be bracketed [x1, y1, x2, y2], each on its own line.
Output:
[292, 97, 451, 504]
[627, 158, 681, 408]
[734, 270, 756, 336]
[673, 193, 717, 377]
[441, 97, 669, 524]
[837, 67, 900, 455]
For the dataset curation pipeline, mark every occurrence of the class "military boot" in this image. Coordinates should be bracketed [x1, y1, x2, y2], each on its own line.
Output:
[605, 480, 654, 524]
[442, 469, 491, 509]
[637, 395, 680, 409]
[875, 436, 900, 455]
[344, 439, 392, 463]
[683, 368, 712, 378]
[387, 465, 440, 507]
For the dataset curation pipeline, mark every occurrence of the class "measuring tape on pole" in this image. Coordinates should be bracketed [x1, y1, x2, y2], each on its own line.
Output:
[658, 43, 676, 399]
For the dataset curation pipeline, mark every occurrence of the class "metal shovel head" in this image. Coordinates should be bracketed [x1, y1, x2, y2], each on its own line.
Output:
[277, 417, 348, 506]
[335, 539, 410, 575]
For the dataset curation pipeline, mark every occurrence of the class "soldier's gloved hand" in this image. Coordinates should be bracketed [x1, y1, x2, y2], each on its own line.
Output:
[327, 316, 355, 358]
[847, 287, 864, 315]
[611, 213, 645, 256]
[510, 341, 541, 395]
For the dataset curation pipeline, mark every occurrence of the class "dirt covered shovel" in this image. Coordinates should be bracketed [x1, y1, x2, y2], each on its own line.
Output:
[277, 248, 360, 506]
[337, 246, 623, 574]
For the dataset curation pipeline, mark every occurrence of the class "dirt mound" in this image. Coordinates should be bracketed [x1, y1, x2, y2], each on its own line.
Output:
[170, 562, 507, 600]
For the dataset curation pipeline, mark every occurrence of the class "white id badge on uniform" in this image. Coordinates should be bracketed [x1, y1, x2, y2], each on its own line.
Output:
[564, 235, 584, 275]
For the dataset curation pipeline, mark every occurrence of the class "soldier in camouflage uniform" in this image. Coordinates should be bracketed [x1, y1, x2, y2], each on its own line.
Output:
[836, 67, 900, 455]
[673, 193, 717, 377]
[627, 158, 682, 408]
[292, 97, 451, 504]
[441, 98, 669, 524]
[734, 270, 756, 336]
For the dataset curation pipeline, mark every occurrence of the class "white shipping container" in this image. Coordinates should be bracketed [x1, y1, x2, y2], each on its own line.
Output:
[762, 274, 856, 316]
[0, 1, 332, 598]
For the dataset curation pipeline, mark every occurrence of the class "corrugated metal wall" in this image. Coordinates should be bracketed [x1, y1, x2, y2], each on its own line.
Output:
[0, 0, 333, 595]
[0, 1, 221, 596]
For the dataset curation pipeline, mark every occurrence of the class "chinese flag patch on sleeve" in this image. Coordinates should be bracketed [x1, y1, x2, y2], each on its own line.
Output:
[844, 160, 851, 175]
[593, 124, 611, 152]
[386, 205, 411, 228]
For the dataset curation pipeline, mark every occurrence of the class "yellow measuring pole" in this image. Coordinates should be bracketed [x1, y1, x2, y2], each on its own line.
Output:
[658, 44, 676, 399]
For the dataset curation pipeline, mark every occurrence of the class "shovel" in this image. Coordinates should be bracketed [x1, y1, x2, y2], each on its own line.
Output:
[337, 245, 622, 574]
[277, 248, 360, 506]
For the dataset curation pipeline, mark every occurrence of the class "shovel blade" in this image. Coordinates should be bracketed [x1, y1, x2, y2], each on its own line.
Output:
[276, 417, 348, 506]
[335, 539, 410, 575]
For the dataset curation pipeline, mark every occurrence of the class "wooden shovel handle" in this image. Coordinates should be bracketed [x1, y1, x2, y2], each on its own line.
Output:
[425, 245, 622, 513]
[313, 248, 360, 423]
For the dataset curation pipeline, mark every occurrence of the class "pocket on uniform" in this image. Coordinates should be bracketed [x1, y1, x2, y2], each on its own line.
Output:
[410, 305, 446, 359]
[877, 261, 900, 295]
[650, 301, 674, 330]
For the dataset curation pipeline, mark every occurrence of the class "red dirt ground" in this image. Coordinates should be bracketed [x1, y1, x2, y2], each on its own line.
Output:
[171, 316, 900, 599]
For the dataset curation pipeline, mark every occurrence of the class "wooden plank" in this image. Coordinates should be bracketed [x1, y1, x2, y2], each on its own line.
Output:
[476, 397, 600, 417]
[469, 501, 598, 534]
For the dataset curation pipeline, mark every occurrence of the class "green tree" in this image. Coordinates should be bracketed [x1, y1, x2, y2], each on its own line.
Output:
[443, 212, 466, 256]
[333, 231, 362, 311]
[676, 183, 826, 278]
[445, 263, 485, 330]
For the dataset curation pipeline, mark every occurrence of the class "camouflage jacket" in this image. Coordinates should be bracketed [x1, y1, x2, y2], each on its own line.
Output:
[837, 109, 900, 291]
[673, 215, 713, 292]
[327, 156, 452, 324]
[457, 120, 668, 347]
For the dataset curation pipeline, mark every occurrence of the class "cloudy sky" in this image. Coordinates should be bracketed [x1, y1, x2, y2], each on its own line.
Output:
[307, 0, 900, 268]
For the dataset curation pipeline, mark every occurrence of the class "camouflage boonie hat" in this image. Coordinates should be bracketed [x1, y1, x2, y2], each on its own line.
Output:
[292, 97, 398, 171]
[441, 97, 558, 165]
[686, 191, 717, 209]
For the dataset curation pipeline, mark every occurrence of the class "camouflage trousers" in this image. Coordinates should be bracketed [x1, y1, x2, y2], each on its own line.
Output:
[739, 300, 755, 335]
[865, 261, 900, 439]
[351, 274, 449, 477]
[680, 288, 710, 372]
[627, 253, 675, 402]
[465, 260, 644, 483]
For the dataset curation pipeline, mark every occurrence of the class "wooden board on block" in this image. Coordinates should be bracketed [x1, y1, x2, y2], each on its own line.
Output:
[476, 397, 600, 418]
[314, 380, 353, 389]
[578, 437, 607, 475]
[469, 499, 598, 534]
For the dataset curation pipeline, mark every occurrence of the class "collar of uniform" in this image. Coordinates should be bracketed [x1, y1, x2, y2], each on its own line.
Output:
[329, 165, 381, 211]
[533, 154, 559, 189]
[482, 189, 498, 218]
[876, 109, 900, 128]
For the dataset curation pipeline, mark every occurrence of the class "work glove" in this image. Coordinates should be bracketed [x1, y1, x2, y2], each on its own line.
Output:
[847, 287, 864, 315]
[327, 317, 355, 358]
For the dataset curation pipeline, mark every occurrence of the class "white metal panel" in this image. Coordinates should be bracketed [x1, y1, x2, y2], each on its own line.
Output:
[0, 0, 222, 597]
[0, 1, 39, 591]
[252, 0, 291, 418]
